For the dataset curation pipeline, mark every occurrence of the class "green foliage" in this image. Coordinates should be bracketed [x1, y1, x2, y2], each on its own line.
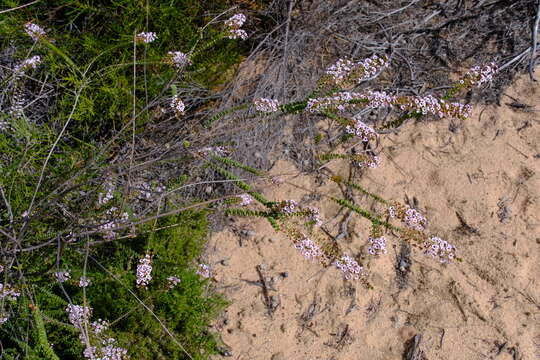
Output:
[0, 1, 245, 358]
[207, 161, 271, 206]
[1, 212, 228, 360]
[330, 196, 398, 231]
[0, 0, 243, 139]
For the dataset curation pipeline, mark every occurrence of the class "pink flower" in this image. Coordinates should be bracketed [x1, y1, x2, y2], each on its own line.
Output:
[167, 276, 181, 288]
[254, 98, 280, 113]
[404, 206, 427, 231]
[423, 236, 456, 264]
[333, 255, 364, 280]
[79, 276, 91, 288]
[171, 95, 185, 116]
[367, 236, 387, 256]
[66, 304, 92, 328]
[55, 270, 71, 283]
[238, 193, 253, 206]
[24, 22, 46, 41]
[345, 116, 378, 142]
[326, 54, 389, 85]
[225, 14, 248, 40]
[196, 263, 212, 278]
[166, 51, 191, 68]
[466, 62, 498, 87]
[294, 237, 323, 260]
[135, 32, 157, 43]
[280, 199, 299, 214]
[136, 254, 153, 287]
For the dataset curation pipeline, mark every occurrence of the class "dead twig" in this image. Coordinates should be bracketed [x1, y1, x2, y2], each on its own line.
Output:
[530, 0, 540, 80]
[255, 264, 275, 317]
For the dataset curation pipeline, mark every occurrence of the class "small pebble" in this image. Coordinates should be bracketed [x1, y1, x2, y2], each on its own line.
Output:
[280, 272, 288, 278]
[205, 186, 212, 194]
[221, 259, 230, 266]
[259, 263, 267, 270]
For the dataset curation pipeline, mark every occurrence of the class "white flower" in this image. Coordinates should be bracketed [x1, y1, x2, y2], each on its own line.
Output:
[79, 276, 91, 287]
[294, 237, 323, 260]
[170, 95, 185, 116]
[24, 22, 46, 41]
[367, 236, 387, 255]
[254, 98, 280, 113]
[238, 193, 253, 206]
[66, 304, 92, 328]
[333, 255, 364, 280]
[55, 270, 71, 283]
[167, 276, 181, 289]
[136, 254, 153, 287]
[136, 32, 157, 43]
[225, 14, 248, 40]
[196, 263, 212, 278]
[227, 29, 248, 40]
[167, 51, 191, 68]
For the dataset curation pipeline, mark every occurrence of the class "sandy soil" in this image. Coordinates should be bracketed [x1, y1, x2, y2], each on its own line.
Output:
[205, 71, 539, 360]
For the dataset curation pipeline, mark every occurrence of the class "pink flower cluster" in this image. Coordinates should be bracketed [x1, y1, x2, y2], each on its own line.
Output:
[67, 305, 127, 360]
[345, 117, 378, 142]
[14, 56, 41, 73]
[423, 236, 456, 264]
[464, 62, 498, 87]
[166, 51, 191, 68]
[66, 304, 92, 329]
[306, 92, 363, 112]
[225, 14, 248, 40]
[326, 54, 389, 85]
[171, 95, 185, 116]
[84, 338, 128, 360]
[136, 254, 153, 287]
[254, 98, 280, 113]
[333, 255, 364, 280]
[24, 22, 46, 41]
[280, 199, 299, 214]
[401, 95, 472, 120]
[404, 206, 427, 231]
[135, 31, 157, 43]
[358, 154, 381, 169]
[307, 91, 395, 113]
[363, 90, 397, 108]
[79, 276, 91, 288]
[367, 236, 387, 255]
[326, 58, 355, 83]
[294, 237, 323, 260]
[238, 193, 253, 206]
[99, 208, 129, 240]
[196, 263, 212, 278]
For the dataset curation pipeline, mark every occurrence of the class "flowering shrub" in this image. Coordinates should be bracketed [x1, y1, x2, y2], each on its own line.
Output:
[0, 2, 244, 358]
[0, 1, 501, 358]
